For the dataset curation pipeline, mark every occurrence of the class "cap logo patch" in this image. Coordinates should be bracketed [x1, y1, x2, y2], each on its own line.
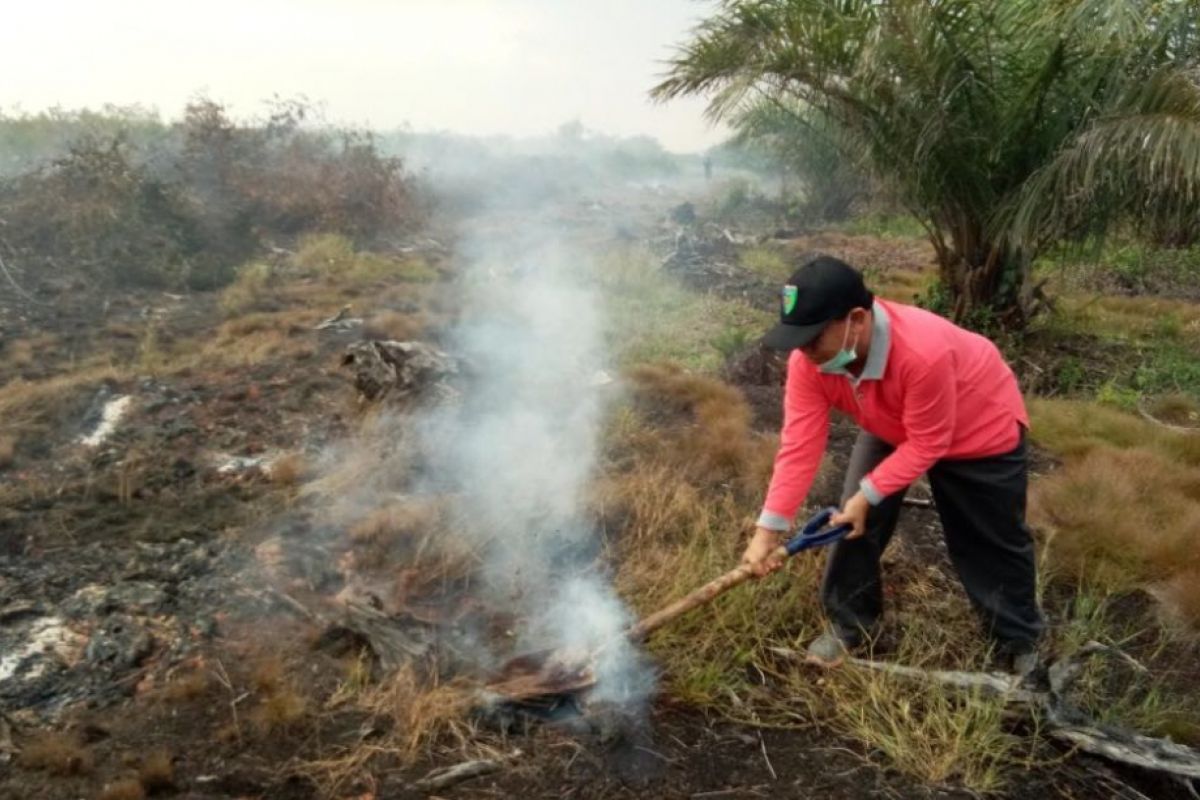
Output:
[782, 285, 798, 316]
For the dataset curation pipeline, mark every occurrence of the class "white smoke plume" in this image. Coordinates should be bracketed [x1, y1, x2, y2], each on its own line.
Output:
[418, 230, 651, 704]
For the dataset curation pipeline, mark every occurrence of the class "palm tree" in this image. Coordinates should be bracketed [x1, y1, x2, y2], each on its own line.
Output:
[728, 100, 869, 221]
[653, 0, 1200, 328]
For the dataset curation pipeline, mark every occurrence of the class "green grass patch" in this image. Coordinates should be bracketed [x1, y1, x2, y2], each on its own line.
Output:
[836, 212, 927, 239]
[738, 244, 791, 280]
[593, 243, 773, 371]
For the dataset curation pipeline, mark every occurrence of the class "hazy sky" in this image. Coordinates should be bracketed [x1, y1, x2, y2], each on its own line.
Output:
[2, 0, 727, 153]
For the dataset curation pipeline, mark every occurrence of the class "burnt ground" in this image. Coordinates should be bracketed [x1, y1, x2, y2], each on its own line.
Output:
[1, 203, 1196, 800]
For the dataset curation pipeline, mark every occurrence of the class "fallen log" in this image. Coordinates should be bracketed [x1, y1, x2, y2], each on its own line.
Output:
[769, 642, 1200, 783]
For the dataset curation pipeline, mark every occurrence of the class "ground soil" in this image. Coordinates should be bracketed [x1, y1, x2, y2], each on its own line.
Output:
[1, 191, 1194, 800]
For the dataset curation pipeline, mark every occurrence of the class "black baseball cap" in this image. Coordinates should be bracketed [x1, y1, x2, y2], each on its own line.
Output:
[762, 256, 874, 350]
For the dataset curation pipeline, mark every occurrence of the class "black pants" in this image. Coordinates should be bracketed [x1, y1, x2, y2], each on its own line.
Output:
[821, 430, 1043, 654]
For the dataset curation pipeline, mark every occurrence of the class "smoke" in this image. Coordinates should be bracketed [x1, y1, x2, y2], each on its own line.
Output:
[418, 230, 652, 705]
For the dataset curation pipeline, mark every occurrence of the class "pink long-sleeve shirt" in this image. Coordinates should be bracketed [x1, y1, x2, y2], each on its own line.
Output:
[758, 299, 1029, 530]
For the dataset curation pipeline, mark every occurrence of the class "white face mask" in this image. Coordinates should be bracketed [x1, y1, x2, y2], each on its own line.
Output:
[817, 318, 859, 374]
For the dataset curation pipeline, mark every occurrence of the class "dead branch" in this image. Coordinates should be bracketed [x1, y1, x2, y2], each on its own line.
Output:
[1136, 401, 1200, 434]
[411, 750, 521, 792]
[0, 246, 40, 304]
[901, 497, 935, 509]
[770, 643, 1200, 782]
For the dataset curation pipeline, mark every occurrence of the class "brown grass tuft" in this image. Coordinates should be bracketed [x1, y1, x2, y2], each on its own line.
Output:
[363, 665, 471, 758]
[98, 779, 146, 800]
[19, 731, 94, 775]
[219, 261, 275, 315]
[1031, 446, 1200, 591]
[159, 668, 209, 703]
[624, 363, 774, 491]
[250, 685, 308, 734]
[1160, 568, 1200, 632]
[268, 452, 309, 486]
[0, 434, 14, 468]
[138, 749, 174, 793]
[363, 310, 427, 341]
[348, 499, 447, 571]
[250, 654, 286, 695]
[1147, 393, 1200, 427]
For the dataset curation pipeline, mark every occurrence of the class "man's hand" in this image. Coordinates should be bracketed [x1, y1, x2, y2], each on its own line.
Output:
[741, 526, 786, 578]
[831, 491, 871, 540]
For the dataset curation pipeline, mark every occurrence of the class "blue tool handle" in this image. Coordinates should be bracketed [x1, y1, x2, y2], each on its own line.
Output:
[783, 506, 853, 556]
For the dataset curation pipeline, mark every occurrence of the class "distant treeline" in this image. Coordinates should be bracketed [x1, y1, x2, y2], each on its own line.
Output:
[0, 100, 419, 290]
[0, 105, 698, 290]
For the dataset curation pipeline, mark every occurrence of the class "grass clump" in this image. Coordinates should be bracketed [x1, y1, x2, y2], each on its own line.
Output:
[738, 244, 790, 279]
[1030, 399, 1200, 622]
[219, 261, 275, 315]
[295, 233, 437, 285]
[267, 451, 309, 487]
[19, 731, 94, 775]
[818, 656, 1021, 791]
[305, 665, 473, 795]
[137, 750, 175, 793]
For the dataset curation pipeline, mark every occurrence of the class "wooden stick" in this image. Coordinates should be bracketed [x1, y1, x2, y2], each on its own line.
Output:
[625, 546, 783, 642]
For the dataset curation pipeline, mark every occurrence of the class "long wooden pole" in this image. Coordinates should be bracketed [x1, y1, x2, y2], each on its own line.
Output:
[623, 543, 788, 642]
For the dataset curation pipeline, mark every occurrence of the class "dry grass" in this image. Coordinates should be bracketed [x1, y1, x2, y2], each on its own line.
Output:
[1160, 568, 1200, 631]
[364, 666, 472, 758]
[348, 500, 441, 569]
[268, 452, 309, 486]
[137, 749, 175, 793]
[621, 364, 776, 492]
[1029, 397, 1200, 466]
[1030, 399, 1200, 623]
[244, 655, 308, 734]
[18, 731, 94, 775]
[816, 653, 1022, 792]
[0, 365, 123, 442]
[363, 309, 427, 341]
[305, 665, 474, 796]
[200, 313, 320, 368]
[159, 668, 210, 703]
[294, 233, 437, 286]
[220, 261, 276, 315]
[600, 380, 821, 707]
[250, 654, 287, 695]
[98, 779, 146, 800]
[1146, 393, 1200, 427]
[250, 686, 308, 734]
[1, 334, 57, 371]
[0, 433, 14, 468]
[1032, 446, 1200, 590]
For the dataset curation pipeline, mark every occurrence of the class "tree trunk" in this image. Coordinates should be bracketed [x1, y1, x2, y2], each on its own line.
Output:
[934, 223, 1030, 331]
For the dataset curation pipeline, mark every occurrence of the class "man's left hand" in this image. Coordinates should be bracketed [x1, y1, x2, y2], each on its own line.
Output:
[832, 491, 871, 540]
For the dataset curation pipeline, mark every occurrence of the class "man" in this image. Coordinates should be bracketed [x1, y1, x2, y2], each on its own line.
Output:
[741, 255, 1042, 674]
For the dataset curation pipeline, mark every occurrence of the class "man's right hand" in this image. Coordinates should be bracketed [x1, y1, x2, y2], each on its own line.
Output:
[741, 526, 787, 578]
